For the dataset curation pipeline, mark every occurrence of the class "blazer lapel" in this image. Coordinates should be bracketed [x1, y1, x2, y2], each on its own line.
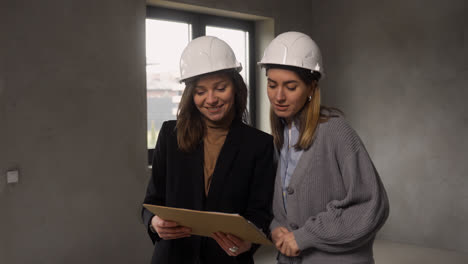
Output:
[205, 120, 242, 210]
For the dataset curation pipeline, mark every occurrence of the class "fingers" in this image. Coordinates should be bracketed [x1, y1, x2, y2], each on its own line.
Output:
[272, 234, 285, 247]
[157, 226, 191, 239]
[153, 215, 178, 228]
[272, 227, 287, 249]
[283, 233, 293, 256]
[151, 215, 191, 240]
[211, 232, 252, 257]
[212, 232, 235, 256]
[271, 227, 281, 239]
[290, 241, 300, 256]
[227, 234, 252, 253]
[274, 238, 284, 249]
[226, 234, 242, 248]
[281, 241, 297, 257]
[271, 226, 289, 245]
[278, 232, 300, 257]
[280, 238, 289, 256]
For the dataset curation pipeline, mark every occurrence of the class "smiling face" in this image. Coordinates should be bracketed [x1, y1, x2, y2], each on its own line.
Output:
[267, 68, 314, 123]
[193, 72, 235, 124]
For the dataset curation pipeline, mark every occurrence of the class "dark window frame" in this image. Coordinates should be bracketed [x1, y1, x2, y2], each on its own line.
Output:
[146, 6, 256, 164]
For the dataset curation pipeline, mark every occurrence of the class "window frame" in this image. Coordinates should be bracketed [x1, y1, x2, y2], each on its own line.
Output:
[146, 6, 256, 164]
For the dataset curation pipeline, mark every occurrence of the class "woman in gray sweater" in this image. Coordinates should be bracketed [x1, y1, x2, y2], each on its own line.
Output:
[258, 31, 390, 264]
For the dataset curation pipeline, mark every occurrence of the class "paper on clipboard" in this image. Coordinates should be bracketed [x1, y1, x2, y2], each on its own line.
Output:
[143, 204, 272, 245]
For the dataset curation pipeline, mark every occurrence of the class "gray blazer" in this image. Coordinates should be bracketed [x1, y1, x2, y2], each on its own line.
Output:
[270, 116, 389, 264]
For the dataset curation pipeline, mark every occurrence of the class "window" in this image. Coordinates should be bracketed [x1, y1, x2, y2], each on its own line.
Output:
[145, 19, 190, 150]
[146, 6, 255, 163]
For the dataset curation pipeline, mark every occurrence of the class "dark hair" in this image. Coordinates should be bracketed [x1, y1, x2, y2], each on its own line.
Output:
[265, 64, 341, 150]
[176, 69, 248, 152]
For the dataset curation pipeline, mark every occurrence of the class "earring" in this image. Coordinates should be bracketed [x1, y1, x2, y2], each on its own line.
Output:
[308, 95, 312, 101]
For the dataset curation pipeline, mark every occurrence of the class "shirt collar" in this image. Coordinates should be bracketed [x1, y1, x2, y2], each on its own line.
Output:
[280, 118, 301, 129]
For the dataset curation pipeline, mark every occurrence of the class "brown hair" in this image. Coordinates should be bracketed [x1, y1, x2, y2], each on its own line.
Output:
[266, 64, 341, 150]
[176, 69, 248, 152]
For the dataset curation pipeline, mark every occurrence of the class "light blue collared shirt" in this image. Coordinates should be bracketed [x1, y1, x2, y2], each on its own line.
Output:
[279, 121, 304, 212]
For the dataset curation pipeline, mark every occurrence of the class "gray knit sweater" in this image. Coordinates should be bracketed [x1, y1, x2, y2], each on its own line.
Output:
[270, 115, 389, 264]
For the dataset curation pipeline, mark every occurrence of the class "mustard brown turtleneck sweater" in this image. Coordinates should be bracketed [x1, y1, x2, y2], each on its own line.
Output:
[202, 115, 233, 196]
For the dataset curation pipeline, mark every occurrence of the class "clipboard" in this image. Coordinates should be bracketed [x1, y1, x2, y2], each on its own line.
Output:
[143, 204, 272, 245]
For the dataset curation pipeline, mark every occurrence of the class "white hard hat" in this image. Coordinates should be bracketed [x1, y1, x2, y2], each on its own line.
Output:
[258, 31, 323, 75]
[179, 36, 242, 82]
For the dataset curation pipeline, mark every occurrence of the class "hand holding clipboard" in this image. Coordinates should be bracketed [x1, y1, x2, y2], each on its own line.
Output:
[143, 204, 272, 245]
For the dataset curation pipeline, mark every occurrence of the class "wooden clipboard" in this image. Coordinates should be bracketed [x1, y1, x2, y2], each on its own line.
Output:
[143, 204, 272, 245]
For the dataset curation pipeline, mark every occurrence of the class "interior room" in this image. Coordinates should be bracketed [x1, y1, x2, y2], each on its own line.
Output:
[1, 0, 467, 263]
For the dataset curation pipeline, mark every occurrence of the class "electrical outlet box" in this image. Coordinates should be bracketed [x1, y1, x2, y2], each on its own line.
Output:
[7, 170, 19, 184]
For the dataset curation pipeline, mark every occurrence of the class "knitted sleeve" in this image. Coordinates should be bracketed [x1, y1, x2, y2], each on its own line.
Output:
[293, 122, 390, 253]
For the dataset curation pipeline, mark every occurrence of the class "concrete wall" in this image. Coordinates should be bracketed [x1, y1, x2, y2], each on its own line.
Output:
[0, 0, 7, 258]
[308, 0, 468, 253]
[153, 0, 313, 33]
[0, 0, 152, 263]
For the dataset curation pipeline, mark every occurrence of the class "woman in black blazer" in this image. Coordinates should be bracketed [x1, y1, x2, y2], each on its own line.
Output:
[142, 36, 276, 264]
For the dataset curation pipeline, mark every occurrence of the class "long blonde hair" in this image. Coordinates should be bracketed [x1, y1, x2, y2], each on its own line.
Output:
[267, 65, 341, 150]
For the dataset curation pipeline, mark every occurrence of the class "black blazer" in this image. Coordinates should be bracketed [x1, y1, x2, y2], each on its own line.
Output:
[142, 120, 276, 264]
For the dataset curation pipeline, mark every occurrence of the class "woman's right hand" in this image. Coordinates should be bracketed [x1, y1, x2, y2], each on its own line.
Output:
[150, 215, 192, 240]
[271, 226, 289, 247]
[271, 226, 300, 257]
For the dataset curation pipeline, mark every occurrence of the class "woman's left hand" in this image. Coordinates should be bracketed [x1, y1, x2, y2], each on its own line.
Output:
[211, 232, 252, 256]
[278, 231, 300, 257]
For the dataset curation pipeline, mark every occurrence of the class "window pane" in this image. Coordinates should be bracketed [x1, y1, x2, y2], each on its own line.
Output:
[146, 19, 191, 148]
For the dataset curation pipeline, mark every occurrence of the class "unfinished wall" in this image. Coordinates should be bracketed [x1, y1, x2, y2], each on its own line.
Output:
[0, 0, 152, 263]
[308, 0, 468, 253]
[0, 8, 7, 258]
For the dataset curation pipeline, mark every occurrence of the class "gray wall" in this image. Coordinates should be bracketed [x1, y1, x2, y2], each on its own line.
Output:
[308, 0, 468, 253]
[0, 0, 152, 263]
[0, 0, 7, 257]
